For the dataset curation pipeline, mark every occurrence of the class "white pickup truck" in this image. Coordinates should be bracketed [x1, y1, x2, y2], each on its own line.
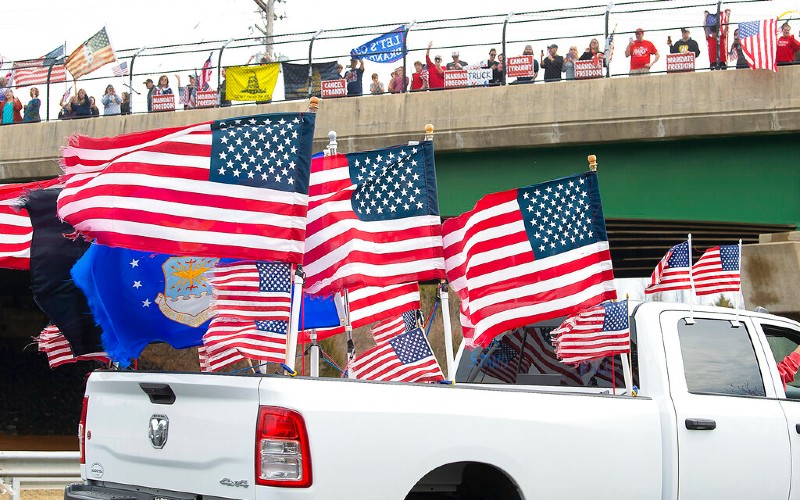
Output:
[65, 301, 800, 500]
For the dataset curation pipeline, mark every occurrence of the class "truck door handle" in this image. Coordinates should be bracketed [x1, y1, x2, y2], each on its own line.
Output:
[796, 424, 800, 434]
[685, 418, 716, 430]
[140, 383, 176, 405]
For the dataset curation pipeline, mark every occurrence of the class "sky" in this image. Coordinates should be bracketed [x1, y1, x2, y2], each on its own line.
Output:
[0, 0, 797, 116]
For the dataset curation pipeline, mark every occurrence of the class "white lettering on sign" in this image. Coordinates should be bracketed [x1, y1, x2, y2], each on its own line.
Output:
[507, 55, 534, 77]
[666, 53, 696, 73]
[196, 90, 218, 108]
[321, 79, 347, 98]
[574, 60, 603, 80]
[151, 94, 175, 111]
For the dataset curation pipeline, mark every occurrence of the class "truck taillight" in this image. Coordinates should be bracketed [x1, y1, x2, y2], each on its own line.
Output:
[79, 396, 89, 464]
[255, 406, 312, 488]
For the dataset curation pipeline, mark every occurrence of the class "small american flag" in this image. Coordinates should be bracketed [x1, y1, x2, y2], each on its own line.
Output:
[210, 261, 291, 321]
[370, 309, 419, 345]
[552, 300, 630, 365]
[57, 112, 316, 262]
[644, 241, 692, 294]
[35, 325, 108, 369]
[479, 338, 530, 383]
[12, 45, 67, 86]
[202, 318, 287, 370]
[692, 244, 741, 295]
[739, 19, 778, 72]
[111, 61, 129, 77]
[303, 142, 445, 295]
[351, 327, 444, 383]
[199, 53, 213, 91]
[443, 172, 617, 349]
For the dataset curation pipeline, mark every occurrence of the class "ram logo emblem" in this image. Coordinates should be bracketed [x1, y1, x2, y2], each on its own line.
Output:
[148, 414, 169, 449]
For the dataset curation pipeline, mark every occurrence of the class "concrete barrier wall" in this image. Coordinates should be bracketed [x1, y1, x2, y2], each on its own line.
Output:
[2, 66, 800, 181]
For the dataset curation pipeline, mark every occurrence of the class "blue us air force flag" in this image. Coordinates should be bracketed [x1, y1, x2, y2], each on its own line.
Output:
[350, 26, 406, 63]
[71, 243, 234, 366]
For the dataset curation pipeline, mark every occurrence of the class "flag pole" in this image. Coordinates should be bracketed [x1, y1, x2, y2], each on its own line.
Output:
[285, 264, 304, 373]
[439, 280, 455, 381]
[736, 238, 743, 323]
[304, 127, 338, 378]
[620, 297, 633, 394]
[341, 288, 355, 378]
[687, 233, 695, 324]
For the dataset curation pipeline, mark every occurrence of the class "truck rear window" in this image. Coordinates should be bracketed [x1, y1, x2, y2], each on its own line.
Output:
[455, 325, 638, 389]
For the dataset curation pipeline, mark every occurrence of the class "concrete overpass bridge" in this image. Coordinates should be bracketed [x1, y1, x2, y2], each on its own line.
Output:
[1, 67, 798, 282]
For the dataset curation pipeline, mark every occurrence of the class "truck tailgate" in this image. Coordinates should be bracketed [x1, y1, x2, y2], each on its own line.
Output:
[82, 371, 261, 499]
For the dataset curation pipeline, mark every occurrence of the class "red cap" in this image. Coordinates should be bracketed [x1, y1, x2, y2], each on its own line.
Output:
[635, 27, 644, 33]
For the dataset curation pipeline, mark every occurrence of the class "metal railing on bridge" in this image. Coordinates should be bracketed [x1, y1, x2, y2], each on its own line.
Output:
[0, 451, 80, 500]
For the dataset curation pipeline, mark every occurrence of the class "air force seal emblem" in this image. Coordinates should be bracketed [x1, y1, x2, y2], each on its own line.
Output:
[155, 257, 219, 327]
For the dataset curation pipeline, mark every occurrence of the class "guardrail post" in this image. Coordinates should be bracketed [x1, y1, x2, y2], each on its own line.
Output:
[402, 21, 415, 93]
[128, 47, 147, 114]
[307, 29, 324, 98]
[502, 13, 514, 85]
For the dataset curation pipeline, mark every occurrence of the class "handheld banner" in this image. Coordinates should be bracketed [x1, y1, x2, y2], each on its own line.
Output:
[151, 93, 175, 112]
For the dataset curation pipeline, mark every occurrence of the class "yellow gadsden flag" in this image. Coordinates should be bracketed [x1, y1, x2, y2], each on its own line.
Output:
[225, 63, 280, 102]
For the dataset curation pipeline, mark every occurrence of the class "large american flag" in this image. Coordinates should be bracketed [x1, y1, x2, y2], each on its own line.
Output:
[12, 45, 67, 86]
[65, 27, 116, 80]
[692, 244, 741, 295]
[0, 178, 60, 270]
[644, 241, 692, 294]
[351, 327, 444, 383]
[57, 113, 316, 262]
[552, 300, 630, 365]
[210, 261, 291, 321]
[370, 309, 419, 345]
[202, 318, 287, 370]
[739, 19, 778, 72]
[443, 171, 617, 349]
[303, 142, 445, 295]
[35, 325, 108, 369]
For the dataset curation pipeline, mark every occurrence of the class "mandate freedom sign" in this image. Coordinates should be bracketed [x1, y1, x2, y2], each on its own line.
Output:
[574, 60, 603, 79]
[666, 53, 696, 72]
[507, 55, 535, 78]
[321, 79, 347, 98]
[196, 90, 218, 108]
[444, 67, 493, 88]
[151, 93, 175, 112]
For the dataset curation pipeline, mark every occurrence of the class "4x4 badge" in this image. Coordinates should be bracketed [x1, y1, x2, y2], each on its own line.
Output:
[148, 414, 169, 449]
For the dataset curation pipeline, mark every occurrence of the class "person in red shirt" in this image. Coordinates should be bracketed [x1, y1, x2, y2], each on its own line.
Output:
[625, 28, 660, 75]
[778, 345, 800, 390]
[425, 41, 445, 90]
[410, 61, 428, 91]
[776, 22, 800, 65]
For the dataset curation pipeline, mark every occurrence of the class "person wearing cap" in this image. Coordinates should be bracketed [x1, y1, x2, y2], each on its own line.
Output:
[625, 28, 660, 75]
[541, 44, 564, 82]
[143, 78, 155, 112]
[344, 57, 365, 96]
[425, 41, 446, 89]
[511, 44, 539, 84]
[670, 28, 701, 57]
[446, 50, 468, 70]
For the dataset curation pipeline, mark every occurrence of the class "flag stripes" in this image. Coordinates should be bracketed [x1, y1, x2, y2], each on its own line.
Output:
[644, 241, 692, 294]
[692, 245, 741, 295]
[740, 19, 778, 72]
[552, 301, 631, 365]
[443, 175, 617, 349]
[0, 179, 60, 270]
[57, 115, 314, 262]
[203, 319, 287, 370]
[36, 325, 108, 369]
[210, 262, 292, 321]
[351, 328, 444, 383]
